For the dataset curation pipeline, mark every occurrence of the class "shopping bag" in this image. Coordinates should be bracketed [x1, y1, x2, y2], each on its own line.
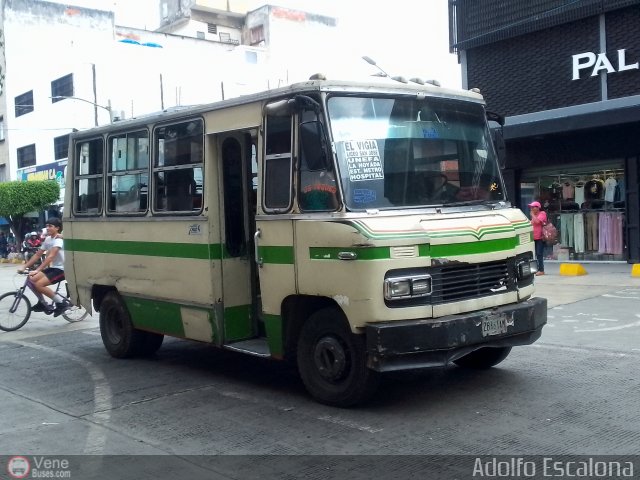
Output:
[542, 222, 558, 245]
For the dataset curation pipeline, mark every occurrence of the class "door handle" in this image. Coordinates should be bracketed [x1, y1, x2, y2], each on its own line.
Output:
[254, 229, 263, 267]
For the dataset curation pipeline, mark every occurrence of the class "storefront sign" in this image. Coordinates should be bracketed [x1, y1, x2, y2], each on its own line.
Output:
[17, 160, 67, 204]
[17, 160, 67, 187]
[572, 49, 639, 80]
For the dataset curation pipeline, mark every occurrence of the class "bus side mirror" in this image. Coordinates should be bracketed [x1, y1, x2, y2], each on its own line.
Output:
[264, 99, 296, 116]
[300, 120, 330, 171]
[486, 110, 506, 169]
[486, 110, 504, 126]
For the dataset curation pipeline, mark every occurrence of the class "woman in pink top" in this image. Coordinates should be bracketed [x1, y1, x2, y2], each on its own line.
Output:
[529, 201, 547, 276]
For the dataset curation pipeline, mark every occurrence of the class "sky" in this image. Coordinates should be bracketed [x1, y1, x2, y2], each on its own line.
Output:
[50, 0, 462, 89]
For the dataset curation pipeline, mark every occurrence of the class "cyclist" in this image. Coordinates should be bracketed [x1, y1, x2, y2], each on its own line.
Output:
[17, 217, 71, 317]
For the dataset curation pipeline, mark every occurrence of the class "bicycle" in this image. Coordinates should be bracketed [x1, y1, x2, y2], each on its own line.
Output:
[0, 271, 89, 331]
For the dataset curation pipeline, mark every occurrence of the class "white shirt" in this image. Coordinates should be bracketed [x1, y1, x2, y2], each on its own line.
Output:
[42, 235, 64, 270]
[604, 177, 617, 203]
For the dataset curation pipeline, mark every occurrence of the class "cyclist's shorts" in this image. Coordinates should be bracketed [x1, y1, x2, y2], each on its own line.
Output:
[43, 268, 65, 284]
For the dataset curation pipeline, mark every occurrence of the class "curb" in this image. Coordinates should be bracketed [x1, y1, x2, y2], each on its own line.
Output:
[558, 262, 640, 278]
[559, 263, 588, 276]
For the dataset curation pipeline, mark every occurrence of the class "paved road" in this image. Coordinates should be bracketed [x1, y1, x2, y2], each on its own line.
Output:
[0, 262, 638, 478]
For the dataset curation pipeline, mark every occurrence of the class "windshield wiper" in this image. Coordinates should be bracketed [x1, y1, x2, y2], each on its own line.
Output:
[444, 200, 492, 207]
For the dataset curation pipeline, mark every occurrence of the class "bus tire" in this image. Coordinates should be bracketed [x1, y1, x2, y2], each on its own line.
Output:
[297, 308, 379, 407]
[99, 292, 146, 358]
[453, 346, 512, 369]
[139, 332, 164, 356]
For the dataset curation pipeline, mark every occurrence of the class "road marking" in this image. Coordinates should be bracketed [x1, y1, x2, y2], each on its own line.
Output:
[575, 319, 640, 333]
[602, 294, 640, 299]
[592, 318, 619, 322]
[532, 344, 632, 358]
[12, 340, 112, 455]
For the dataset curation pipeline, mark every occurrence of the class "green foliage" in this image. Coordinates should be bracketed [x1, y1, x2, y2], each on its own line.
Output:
[0, 180, 60, 218]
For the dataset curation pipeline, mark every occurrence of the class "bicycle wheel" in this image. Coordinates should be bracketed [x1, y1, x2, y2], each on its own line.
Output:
[0, 291, 32, 331]
[62, 303, 89, 323]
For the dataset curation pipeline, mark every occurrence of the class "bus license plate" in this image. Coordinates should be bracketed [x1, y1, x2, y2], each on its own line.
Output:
[481, 314, 508, 337]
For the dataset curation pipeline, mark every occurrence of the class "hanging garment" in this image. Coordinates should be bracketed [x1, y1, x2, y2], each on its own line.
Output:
[598, 213, 613, 254]
[611, 212, 624, 255]
[585, 212, 599, 251]
[560, 213, 574, 247]
[616, 179, 625, 202]
[604, 177, 617, 203]
[584, 178, 605, 200]
[574, 183, 585, 206]
[562, 181, 575, 200]
[573, 213, 585, 253]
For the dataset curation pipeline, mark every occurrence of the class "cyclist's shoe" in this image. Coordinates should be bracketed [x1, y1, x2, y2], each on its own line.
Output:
[53, 300, 72, 317]
[31, 302, 47, 312]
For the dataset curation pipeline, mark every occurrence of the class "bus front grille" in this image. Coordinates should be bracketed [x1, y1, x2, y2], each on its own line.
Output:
[430, 260, 514, 304]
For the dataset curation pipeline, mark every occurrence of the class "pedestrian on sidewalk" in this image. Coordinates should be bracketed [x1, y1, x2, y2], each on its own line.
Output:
[529, 201, 547, 276]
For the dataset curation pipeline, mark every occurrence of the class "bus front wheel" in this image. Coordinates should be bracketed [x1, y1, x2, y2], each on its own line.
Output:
[297, 308, 379, 407]
[99, 292, 162, 358]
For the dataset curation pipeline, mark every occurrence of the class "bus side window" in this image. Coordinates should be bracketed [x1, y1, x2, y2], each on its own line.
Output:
[263, 113, 292, 211]
[73, 138, 104, 215]
[107, 130, 149, 214]
[298, 114, 338, 211]
[153, 119, 204, 213]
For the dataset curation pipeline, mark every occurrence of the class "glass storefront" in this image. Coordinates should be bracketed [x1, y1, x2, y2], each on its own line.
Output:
[520, 161, 626, 262]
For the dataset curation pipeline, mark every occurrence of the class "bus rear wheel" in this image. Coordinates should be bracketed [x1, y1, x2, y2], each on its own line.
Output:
[99, 292, 163, 358]
[297, 308, 379, 407]
[453, 346, 512, 369]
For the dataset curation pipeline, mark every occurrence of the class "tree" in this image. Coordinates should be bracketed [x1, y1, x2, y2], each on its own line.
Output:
[0, 180, 60, 238]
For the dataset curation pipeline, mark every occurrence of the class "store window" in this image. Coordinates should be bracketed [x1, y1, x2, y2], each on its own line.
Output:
[521, 163, 626, 262]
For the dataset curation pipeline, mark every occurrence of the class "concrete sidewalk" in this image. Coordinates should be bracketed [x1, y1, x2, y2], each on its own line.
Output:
[533, 261, 640, 308]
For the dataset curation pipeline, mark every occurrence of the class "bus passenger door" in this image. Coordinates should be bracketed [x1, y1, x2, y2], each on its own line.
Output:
[253, 109, 297, 360]
[218, 131, 261, 348]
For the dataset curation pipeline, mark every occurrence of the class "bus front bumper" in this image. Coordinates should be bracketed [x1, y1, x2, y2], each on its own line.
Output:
[365, 297, 547, 372]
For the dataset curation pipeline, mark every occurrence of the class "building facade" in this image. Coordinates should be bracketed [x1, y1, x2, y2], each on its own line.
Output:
[0, 0, 337, 235]
[450, 0, 640, 263]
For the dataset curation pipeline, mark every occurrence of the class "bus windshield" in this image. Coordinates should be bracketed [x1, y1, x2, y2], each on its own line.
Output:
[327, 96, 505, 211]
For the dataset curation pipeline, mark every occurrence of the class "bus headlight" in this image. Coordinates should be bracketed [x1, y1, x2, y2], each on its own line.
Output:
[384, 275, 432, 300]
[517, 260, 538, 280]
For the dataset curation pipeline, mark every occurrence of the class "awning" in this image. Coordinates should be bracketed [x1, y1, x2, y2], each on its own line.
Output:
[504, 94, 640, 140]
[0, 217, 8, 225]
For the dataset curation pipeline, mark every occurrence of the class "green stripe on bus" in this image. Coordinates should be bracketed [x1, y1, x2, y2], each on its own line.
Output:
[425, 237, 518, 257]
[263, 314, 284, 358]
[310, 238, 517, 260]
[258, 245, 295, 264]
[123, 296, 185, 337]
[65, 238, 222, 259]
[309, 246, 391, 260]
[224, 305, 253, 341]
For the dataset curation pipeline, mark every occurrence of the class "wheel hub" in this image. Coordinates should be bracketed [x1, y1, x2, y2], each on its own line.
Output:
[313, 336, 347, 381]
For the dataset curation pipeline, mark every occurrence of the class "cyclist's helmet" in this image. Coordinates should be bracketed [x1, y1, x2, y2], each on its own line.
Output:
[30, 231, 37, 236]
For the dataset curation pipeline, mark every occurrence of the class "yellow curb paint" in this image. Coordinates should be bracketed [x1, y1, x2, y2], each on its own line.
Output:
[559, 263, 587, 276]
[632, 264, 640, 277]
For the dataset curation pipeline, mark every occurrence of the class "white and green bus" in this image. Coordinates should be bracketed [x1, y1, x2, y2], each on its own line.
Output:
[64, 78, 547, 406]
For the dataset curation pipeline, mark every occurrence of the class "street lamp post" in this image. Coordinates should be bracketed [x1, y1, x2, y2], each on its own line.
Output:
[49, 96, 112, 126]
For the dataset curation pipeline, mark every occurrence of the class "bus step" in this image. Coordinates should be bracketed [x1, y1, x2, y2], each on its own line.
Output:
[224, 338, 271, 357]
